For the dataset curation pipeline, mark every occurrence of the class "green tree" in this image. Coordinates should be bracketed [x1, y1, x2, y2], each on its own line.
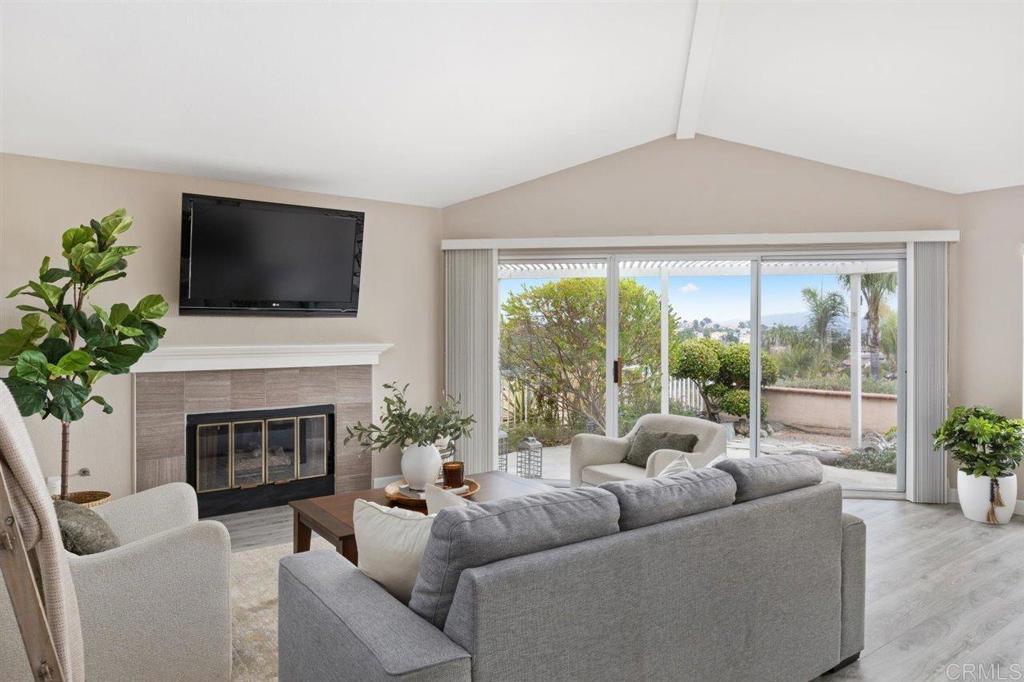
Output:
[0, 210, 168, 498]
[880, 309, 898, 373]
[500, 278, 678, 433]
[840, 273, 898, 379]
[671, 339, 778, 422]
[801, 287, 847, 353]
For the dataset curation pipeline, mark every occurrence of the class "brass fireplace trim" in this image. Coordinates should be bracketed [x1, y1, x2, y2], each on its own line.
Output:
[193, 412, 331, 493]
[194, 422, 232, 493]
[266, 417, 299, 484]
[297, 414, 329, 480]
[231, 419, 266, 489]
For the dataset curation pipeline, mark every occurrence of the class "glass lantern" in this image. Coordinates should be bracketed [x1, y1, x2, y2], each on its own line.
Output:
[516, 436, 543, 479]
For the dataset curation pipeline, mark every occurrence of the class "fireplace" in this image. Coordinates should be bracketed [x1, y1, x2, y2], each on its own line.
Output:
[186, 404, 335, 516]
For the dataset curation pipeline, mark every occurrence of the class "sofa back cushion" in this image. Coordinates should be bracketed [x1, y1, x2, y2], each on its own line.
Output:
[408, 487, 620, 628]
[600, 468, 736, 530]
[713, 454, 822, 502]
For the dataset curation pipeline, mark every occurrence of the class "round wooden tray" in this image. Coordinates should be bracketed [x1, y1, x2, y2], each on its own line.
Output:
[384, 478, 480, 509]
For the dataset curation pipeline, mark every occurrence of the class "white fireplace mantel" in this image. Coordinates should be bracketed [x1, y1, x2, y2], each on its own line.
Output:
[131, 343, 393, 373]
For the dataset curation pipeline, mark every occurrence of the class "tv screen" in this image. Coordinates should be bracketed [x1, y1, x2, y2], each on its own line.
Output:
[180, 194, 363, 316]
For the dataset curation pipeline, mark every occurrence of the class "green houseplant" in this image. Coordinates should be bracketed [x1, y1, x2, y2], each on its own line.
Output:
[344, 383, 474, 491]
[933, 406, 1024, 524]
[0, 209, 168, 500]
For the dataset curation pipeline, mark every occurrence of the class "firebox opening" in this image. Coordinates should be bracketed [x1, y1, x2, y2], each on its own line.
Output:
[186, 404, 335, 517]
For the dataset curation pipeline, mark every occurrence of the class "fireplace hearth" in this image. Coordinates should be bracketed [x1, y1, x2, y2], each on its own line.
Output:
[186, 404, 335, 516]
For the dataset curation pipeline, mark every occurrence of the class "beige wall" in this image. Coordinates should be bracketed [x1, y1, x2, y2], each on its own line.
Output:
[443, 135, 1024, 499]
[0, 154, 443, 496]
[443, 135, 958, 238]
[763, 387, 897, 435]
[948, 185, 1024, 490]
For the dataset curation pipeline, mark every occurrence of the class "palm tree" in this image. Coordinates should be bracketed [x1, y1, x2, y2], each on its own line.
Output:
[801, 287, 847, 353]
[840, 273, 898, 379]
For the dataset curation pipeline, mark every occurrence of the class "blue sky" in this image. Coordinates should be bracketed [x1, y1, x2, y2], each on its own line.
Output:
[500, 273, 857, 326]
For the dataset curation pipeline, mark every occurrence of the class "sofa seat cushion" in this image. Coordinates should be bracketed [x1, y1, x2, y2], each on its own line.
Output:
[600, 468, 737, 530]
[713, 454, 823, 502]
[623, 429, 699, 468]
[581, 462, 647, 485]
[408, 487, 620, 629]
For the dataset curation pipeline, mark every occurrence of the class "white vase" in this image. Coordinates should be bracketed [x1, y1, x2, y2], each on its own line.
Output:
[401, 444, 442, 492]
[957, 470, 1018, 525]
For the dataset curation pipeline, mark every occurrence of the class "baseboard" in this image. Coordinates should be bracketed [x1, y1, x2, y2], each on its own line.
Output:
[947, 487, 1024, 516]
[372, 474, 402, 488]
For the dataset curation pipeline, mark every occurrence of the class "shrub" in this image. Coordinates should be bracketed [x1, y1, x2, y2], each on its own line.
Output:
[503, 421, 578, 448]
[674, 337, 721, 385]
[671, 339, 778, 421]
[833, 447, 897, 474]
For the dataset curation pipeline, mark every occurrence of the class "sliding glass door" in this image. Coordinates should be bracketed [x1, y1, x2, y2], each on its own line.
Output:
[498, 259, 608, 481]
[758, 259, 904, 491]
[615, 260, 752, 459]
[496, 253, 906, 491]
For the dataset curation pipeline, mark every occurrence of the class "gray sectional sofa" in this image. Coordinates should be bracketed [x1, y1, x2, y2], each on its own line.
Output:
[279, 455, 865, 682]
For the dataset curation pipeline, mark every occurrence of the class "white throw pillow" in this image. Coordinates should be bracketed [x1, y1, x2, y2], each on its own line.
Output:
[424, 484, 470, 515]
[658, 454, 694, 477]
[352, 499, 434, 603]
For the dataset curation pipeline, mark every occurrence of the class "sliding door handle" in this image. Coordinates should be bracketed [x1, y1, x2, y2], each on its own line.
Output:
[613, 358, 621, 384]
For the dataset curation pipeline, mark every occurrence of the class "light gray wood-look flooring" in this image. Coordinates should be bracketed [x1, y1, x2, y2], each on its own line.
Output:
[214, 499, 1024, 680]
[830, 499, 1024, 682]
[213, 504, 294, 551]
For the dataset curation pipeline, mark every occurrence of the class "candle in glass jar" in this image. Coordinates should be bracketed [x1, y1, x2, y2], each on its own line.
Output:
[442, 461, 465, 488]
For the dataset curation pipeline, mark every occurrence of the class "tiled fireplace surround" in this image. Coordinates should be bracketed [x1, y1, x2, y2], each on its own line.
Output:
[134, 365, 373, 494]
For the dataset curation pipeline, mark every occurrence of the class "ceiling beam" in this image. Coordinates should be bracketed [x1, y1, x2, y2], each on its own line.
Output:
[675, 0, 722, 139]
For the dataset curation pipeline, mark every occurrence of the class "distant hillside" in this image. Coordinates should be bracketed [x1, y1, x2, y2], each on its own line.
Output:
[723, 311, 852, 332]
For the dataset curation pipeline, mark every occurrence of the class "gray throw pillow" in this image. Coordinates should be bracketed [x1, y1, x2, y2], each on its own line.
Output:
[408, 487, 620, 629]
[623, 430, 698, 468]
[54, 500, 120, 556]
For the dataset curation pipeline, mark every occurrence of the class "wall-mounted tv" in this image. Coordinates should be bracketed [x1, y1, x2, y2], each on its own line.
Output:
[180, 194, 364, 316]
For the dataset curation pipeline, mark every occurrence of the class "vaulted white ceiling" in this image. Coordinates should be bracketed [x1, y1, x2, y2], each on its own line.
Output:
[2, 2, 1021, 207]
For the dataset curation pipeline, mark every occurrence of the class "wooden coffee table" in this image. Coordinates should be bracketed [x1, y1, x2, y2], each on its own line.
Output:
[290, 470, 551, 564]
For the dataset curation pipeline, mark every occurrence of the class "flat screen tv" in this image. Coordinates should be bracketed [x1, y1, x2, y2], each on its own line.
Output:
[180, 194, 364, 316]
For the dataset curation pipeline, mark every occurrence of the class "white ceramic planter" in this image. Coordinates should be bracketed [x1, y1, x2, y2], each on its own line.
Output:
[401, 444, 442, 492]
[957, 470, 1017, 525]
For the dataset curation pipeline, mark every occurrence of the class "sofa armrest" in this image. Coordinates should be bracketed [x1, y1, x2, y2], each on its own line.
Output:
[94, 482, 198, 544]
[840, 513, 866, 660]
[569, 433, 631, 486]
[279, 551, 471, 682]
[67, 520, 231, 682]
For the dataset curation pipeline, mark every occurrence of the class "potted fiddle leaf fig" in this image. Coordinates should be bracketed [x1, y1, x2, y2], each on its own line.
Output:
[933, 406, 1024, 525]
[0, 209, 168, 502]
[344, 383, 474, 492]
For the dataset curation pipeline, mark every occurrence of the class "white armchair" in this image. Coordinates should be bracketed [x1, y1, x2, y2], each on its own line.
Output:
[570, 414, 728, 486]
[0, 378, 231, 682]
[66, 483, 232, 682]
[0, 479, 232, 682]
